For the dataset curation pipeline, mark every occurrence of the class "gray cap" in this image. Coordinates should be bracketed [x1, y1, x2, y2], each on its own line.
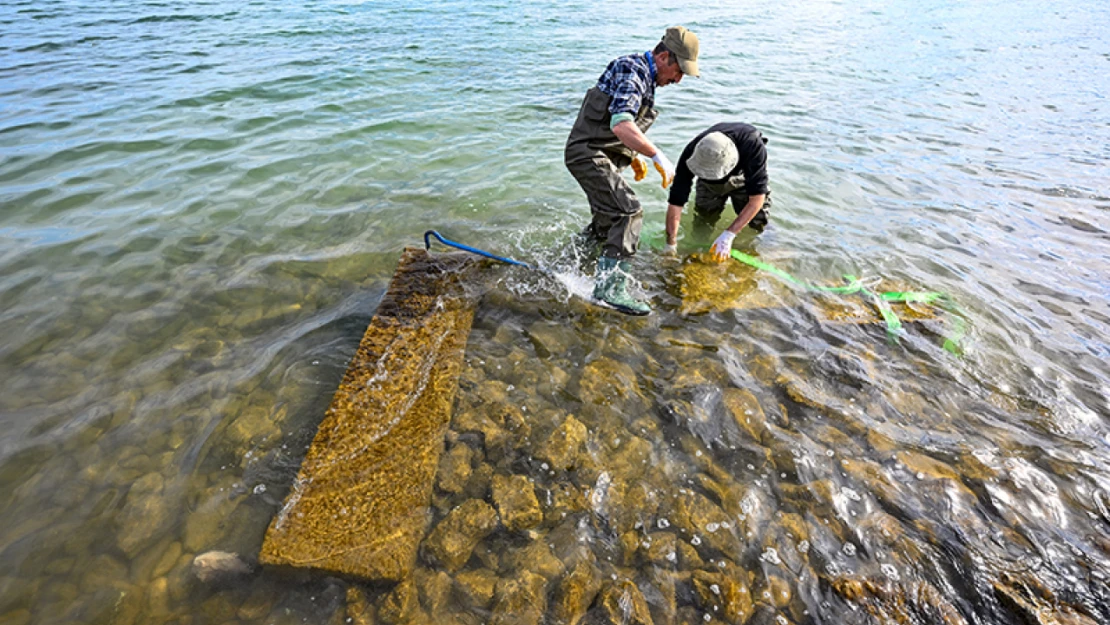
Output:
[687, 132, 738, 180]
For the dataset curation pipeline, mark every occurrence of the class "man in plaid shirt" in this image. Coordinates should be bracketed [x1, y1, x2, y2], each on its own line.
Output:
[565, 26, 700, 316]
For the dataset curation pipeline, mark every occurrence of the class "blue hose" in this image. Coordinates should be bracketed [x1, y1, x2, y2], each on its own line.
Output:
[423, 230, 544, 272]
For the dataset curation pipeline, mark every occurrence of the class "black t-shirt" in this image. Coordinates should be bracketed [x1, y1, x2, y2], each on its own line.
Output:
[667, 122, 769, 206]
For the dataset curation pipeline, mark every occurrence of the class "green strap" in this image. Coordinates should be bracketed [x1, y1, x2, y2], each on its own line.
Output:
[729, 250, 965, 354]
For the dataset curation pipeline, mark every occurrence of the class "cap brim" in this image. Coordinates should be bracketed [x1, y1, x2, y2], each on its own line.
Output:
[678, 58, 699, 77]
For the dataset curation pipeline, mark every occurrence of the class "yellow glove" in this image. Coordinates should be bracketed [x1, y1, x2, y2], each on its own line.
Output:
[651, 152, 675, 189]
[630, 157, 648, 181]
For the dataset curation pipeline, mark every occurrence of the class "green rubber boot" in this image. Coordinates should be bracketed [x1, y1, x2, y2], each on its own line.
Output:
[593, 256, 651, 316]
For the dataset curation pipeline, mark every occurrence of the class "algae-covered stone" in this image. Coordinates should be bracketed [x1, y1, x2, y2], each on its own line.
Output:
[672, 491, 738, 558]
[378, 577, 420, 625]
[453, 409, 509, 455]
[414, 567, 454, 617]
[507, 539, 566, 581]
[895, 450, 964, 483]
[543, 482, 590, 525]
[691, 569, 754, 625]
[763, 573, 792, 608]
[437, 443, 474, 494]
[829, 576, 968, 625]
[643, 568, 679, 625]
[454, 568, 498, 609]
[677, 540, 705, 570]
[992, 571, 1100, 625]
[464, 462, 494, 500]
[722, 388, 769, 444]
[260, 249, 482, 582]
[537, 415, 589, 471]
[491, 570, 547, 625]
[577, 358, 646, 412]
[599, 579, 654, 625]
[423, 499, 499, 572]
[608, 435, 653, 482]
[644, 532, 678, 567]
[346, 585, 377, 625]
[605, 479, 662, 536]
[552, 559, 602, 625]
[491, 474, 543, 532]
[528, 322, 576, 359]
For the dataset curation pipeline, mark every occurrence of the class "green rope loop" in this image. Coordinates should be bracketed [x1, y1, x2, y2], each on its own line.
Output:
[729, 250, 965, 354]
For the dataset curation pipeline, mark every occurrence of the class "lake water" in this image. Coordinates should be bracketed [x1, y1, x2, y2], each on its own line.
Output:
[1, 1, 1109, 624]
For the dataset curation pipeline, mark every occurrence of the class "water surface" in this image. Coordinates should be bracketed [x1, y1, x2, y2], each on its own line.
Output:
[1, 1, 1108, 624]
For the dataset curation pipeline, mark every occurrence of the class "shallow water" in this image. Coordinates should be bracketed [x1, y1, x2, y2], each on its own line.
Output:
[1, 0, 1109, 624]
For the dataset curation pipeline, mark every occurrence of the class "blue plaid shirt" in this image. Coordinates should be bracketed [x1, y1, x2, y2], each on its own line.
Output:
[596, 52, 656, 125]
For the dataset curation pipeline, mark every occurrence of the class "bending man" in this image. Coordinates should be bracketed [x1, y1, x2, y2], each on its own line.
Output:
[565, 26, 700, 315]
[664, 123, 771, 262]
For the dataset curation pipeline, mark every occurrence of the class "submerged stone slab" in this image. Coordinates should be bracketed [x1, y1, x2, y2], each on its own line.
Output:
[260, 247, 483, 581]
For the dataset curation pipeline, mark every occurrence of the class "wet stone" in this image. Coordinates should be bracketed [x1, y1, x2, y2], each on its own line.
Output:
[605, 479, 662, 536]
[644, 532, 678, 567]
[542, 482, 589, 525]
[672, 490, 738, 558]
[508, 538, 566, 581]
[491, 474, 543, 533]
[183, 489, 240, 554]
[146, 576, 171, 618]
[80, 553, 129, 593]
[722, 387, 770, 444]
[678, 539, 706, 570]
[491, 570, 547, 625]
[620, 531, 642, 567]
[152, 541, 183, 579]
[192, 550, 253, 585]
[599, 578, 654, 625]
[692, 569, 754, 625]
[454, 568, 499, 609]
[607, 435, 653, 482]
[0, 609, 31, 625]
[895, 450, 963, 482]
[829, 576, 968, 625]
[378, 577, 420, 625]
[527, 321, 576, 359]
[992, 571, 1100, 625]
[437, 443, 474, 494]
[453, 409, 509, 458]
[346, 585, 377, 625]
[463, 462, 494, 500]
[536, 414, 589, 472]
[260, 249, 483, 582]
[414, 566, 453, 616]
[552, 559, 602, 625]
[237, 583, 275, 621]
[643, 568, 679, 625]
[423, 499, 499, 572]
[577, 358, 647, 413]
[117, 472, 174, 558]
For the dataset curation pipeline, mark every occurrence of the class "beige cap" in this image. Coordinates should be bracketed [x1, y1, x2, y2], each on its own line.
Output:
[662, 26, 700, 77]
[687, 132, 738, 180]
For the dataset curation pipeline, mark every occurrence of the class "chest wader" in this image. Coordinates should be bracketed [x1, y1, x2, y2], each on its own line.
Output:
[563, 86, 657, 315]
[564, 86, 658, 259]
[693, 175, 772, 236]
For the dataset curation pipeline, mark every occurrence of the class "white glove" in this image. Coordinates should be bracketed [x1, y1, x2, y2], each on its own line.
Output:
[651, 151, 675, 189]
[661, 242, 678, 256]
[711, 230, 736, 262]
